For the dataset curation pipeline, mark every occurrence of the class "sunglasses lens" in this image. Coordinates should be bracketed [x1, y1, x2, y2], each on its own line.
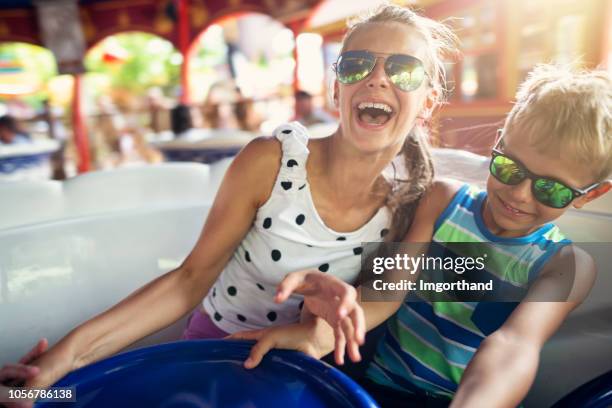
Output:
[385, 55, 426, 91]
[533, 179, 574, 208]
[336, 51, 375, 84]
[490, 155, 525, 185]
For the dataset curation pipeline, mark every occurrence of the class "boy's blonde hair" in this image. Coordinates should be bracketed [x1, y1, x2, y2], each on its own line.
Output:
[504, 64, 612, 181]
[338, 4, 459, 241]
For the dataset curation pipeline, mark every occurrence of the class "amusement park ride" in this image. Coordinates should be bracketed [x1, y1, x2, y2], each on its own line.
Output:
[0, 1, 611, 407]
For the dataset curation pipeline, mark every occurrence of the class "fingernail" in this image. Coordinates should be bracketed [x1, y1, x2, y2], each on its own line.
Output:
[339, 308, 347, 318]
[244, 358, 253, 368]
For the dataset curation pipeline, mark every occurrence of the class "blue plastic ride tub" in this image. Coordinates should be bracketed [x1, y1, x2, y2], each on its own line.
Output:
[36, 340, 379, 408]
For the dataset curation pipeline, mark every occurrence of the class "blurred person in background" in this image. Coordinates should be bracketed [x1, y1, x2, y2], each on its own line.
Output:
[171, 104, 194, 138]
[293, 90, 336, 127]
[234, 98, 261, 132]
[0, 114, 31, 145]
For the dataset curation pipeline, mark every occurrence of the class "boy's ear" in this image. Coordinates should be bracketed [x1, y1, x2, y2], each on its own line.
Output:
[572, 180, 612, 209]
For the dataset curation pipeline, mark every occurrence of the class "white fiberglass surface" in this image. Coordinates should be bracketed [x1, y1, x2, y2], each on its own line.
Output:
[0, 205, 209, 362]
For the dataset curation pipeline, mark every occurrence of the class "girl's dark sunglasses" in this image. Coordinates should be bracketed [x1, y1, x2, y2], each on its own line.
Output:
[333, 50, 427, 92]
[490, 146, 600, 209]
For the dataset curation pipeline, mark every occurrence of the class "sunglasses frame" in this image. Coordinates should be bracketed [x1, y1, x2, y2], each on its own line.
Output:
[332, 50, 428, 92]
[490, 130, 600, 208]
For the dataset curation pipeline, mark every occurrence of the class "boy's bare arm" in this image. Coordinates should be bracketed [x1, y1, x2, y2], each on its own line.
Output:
[450, 246, 597, 408]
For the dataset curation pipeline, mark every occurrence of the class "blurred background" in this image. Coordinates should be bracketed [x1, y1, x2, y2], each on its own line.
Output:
[0, 0, 609, 180]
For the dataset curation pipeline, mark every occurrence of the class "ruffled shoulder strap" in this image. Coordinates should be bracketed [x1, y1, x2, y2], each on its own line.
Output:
[271, 122, 310, 193]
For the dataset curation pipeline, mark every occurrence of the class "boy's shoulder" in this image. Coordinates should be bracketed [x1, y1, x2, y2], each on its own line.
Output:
[424, 178, 472, 215]
[412, 179, 468, 229]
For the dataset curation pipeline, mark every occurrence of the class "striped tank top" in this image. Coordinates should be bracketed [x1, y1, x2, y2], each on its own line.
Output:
[366, 184, 570, 398]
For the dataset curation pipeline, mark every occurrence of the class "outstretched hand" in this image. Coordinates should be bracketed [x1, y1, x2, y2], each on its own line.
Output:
[0, 338, 48, 408]
[275, 269, 365, 365]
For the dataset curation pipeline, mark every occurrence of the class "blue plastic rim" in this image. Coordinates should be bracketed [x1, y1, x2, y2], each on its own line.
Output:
[552, 369, 612, 408]
[36, 340, 379, 408]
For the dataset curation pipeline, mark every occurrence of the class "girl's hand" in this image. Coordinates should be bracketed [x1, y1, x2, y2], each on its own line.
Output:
[0, 339, 47, 408]
[227, 319, 333, 369]
[275, 270, 365, 364]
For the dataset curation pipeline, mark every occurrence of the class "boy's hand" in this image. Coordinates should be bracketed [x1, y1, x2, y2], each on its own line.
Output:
[0, 339, 48, 408]
[275, 270, 365, 363]
[227, 319, 333, 369]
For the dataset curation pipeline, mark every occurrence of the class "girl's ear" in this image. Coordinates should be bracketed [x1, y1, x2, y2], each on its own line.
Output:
[333, 80, 340, 108]
[425, 88, 437, 111]
[419, 89, 437, 120]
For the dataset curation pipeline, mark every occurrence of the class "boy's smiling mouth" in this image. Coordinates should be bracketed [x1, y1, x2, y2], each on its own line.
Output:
[496, 194, 533, 217]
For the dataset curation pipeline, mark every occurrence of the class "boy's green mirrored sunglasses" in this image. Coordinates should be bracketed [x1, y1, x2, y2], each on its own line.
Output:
[490, 149, 600, 209]
[333, 50, 427, 92]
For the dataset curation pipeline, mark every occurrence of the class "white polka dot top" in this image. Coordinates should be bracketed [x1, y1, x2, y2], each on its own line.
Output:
[203, 122, 391, 333]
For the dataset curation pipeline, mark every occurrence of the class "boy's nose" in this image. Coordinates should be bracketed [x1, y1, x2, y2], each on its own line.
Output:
[365, 59, 390, 89]
[507, 178, 532, 203]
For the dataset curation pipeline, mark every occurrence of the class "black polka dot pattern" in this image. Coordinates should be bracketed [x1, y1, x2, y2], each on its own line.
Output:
[281, 129, 292, 134]
[271, 250, 282, 261]
[381, 228, 389, 238]
[263, 218, 272, 229]
[227, 286, 237, 296]
[267, 311, 277, 322]
[257, 283, 265, 291]
[295, 214, 305, 225]
[318, 263, 329, 272]
[353, 247, 363, 255]
[287, 159, 298, 167]
[212, 287, 216, 297]
[237, 314, 246, 322]
[281, 181, 293, 190]
[214, 312, 222, 321]
[245, 251, 251, 262]
[298, 184, 306, 190]
[337, 236, 346, 241]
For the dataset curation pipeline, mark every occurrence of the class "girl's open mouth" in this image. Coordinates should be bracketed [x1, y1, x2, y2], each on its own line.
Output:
[356, 102, 394, 127]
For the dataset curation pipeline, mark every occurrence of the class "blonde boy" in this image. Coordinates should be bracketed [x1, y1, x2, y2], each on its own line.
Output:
[235, 64, 612, 408]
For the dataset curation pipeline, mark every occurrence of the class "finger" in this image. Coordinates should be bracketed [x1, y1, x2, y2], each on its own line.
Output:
[19, 338, 48, 365]
[351, 306, 366, 345]
[335, 286, 357, 320]
[0, 364, 40, 382]
[342, 318, 361, 363]
[275, 271, 309, 303]
[226, 330, 263, 341]
[333, 324, 346, 366]
[244, 337, 275, 369]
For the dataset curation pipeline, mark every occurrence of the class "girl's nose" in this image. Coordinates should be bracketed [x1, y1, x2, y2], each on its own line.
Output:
[365, 59, 390, 89]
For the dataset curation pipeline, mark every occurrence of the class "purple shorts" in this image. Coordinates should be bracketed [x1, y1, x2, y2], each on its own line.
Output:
[181, 308, 229, 340]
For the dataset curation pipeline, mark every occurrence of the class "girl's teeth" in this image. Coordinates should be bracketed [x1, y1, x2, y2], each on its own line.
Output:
[357, 102, 392, 113]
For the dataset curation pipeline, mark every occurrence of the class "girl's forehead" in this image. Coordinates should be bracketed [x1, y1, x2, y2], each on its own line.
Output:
[344, 22, 427, 58]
